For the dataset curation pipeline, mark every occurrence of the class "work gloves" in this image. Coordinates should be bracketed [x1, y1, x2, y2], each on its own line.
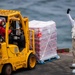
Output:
[67, 8, 71, 14]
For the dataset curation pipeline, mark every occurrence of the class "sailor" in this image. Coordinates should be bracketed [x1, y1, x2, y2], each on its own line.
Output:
[67, 8, 75, 73]
[0, 19, 6, 38]
[0, 19, 12, 41]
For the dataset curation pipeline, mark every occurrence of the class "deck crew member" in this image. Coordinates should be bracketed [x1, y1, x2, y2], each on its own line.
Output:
[67, 8, 75, 73]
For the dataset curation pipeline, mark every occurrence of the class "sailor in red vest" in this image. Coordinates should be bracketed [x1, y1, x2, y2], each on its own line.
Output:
[67, 8, 75, 73]
[0, 19, 11, 39]
[0, 19, 6, 38]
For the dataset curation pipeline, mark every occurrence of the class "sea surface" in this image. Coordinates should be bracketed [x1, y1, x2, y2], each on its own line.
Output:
[0, 0, 75, 48]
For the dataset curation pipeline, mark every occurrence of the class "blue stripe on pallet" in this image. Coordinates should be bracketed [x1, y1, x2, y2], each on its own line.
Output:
[37, 55, 60, 64]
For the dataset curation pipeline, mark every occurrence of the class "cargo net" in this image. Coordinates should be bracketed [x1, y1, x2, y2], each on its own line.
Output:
[29, 20, 58, 61]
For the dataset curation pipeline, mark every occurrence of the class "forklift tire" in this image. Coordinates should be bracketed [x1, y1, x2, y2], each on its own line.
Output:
[1, 64, 12, 75]
[27, 53, 36, 69]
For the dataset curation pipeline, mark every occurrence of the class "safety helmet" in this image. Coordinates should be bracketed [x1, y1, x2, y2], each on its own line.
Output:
[0, 19, 6, 26]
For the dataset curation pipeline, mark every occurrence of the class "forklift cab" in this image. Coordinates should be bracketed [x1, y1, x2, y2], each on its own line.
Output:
[0, 16, 26, 51]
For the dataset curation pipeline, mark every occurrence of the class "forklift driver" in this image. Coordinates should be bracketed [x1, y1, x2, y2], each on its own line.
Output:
[0, 19, 6, 38]
[0, 19, 12, 41]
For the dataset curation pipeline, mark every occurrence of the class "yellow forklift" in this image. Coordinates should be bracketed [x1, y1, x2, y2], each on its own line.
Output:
[0, 9, 36, 75]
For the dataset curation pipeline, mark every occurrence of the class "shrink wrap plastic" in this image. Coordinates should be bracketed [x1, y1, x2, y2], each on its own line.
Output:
[29, 20, 58, 61]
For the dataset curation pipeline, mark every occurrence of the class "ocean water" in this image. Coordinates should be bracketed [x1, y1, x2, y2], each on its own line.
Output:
[0, 0, 75, 48]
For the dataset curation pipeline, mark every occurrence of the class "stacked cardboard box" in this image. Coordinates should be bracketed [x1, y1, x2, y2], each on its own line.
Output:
[29, 20, 58, 61]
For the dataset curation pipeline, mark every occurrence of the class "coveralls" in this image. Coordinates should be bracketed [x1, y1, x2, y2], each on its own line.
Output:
[67, 13, 75, 64]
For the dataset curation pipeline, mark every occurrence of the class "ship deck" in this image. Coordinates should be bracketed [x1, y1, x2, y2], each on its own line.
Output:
[13, 52, 73, 75]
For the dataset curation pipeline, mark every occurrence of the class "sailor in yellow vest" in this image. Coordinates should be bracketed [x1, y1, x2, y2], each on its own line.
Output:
[67, 8, 75, 73]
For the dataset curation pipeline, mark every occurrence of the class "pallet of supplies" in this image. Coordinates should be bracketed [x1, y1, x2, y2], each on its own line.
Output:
[29, 20, 59, 63]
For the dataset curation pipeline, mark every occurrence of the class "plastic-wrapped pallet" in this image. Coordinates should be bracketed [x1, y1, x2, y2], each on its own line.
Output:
[29, 20, 58, 62]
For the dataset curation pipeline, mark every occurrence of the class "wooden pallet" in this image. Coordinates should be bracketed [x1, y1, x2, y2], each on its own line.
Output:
[37, 55, 60, 64]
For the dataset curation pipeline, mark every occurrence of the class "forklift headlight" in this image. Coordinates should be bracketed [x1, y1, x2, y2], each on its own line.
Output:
[0, 39, 2, 42]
